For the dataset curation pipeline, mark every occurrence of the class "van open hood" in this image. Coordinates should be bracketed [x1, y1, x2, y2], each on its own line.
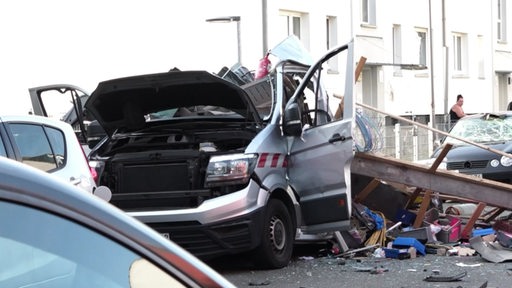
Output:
[85, 70, 262, 136]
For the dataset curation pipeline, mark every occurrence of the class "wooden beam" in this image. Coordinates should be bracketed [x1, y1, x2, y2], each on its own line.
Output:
[482, 207, 505, 222]
[405, 187, 423, 209]
[405, 144, 453, 209]
[351, 152, 512, 210]
[335, 56, 366, 119]
[413, 190, 432, 228]
[428, 144, 452, 172]
[354, 178, 381, 203]
[461, 202, 486, 239]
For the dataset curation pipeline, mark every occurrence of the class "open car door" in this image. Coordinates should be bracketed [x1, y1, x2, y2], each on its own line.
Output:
[283, 40, 356, 234]
[28, 85, 106, 154]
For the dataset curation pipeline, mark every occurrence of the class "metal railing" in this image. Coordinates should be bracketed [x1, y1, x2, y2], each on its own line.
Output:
[357, 105, 452, 162]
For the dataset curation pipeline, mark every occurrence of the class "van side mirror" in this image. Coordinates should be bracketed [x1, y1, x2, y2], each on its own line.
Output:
[283, 102, 303, 137]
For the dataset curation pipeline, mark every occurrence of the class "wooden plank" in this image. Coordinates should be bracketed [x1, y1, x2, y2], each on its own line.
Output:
[354, 178, 380, 203]
[405, 187, 423, 209]
[428, 144, 452, 172]
[351, 152, 512, 210]
[461, 202, 486, 239]
[483, 207, 505, 222]
[335, 56, 366, 119]
[404, 144, 452, 209]
[413, 190, 432, 228]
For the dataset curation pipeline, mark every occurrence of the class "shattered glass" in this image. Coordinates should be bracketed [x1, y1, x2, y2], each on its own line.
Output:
[445, 114, 512, 145]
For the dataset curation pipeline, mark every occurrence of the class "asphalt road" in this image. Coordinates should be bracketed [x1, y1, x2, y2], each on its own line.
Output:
[209, 243, 512, 288]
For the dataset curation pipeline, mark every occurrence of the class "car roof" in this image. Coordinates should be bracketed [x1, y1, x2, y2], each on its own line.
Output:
[0, 114, 76, 129]
[0, 156, 235, 288]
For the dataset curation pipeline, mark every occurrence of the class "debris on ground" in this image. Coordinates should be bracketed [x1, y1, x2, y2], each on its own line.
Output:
[325, 175, 512, 267]
[423, 271, 467, 282]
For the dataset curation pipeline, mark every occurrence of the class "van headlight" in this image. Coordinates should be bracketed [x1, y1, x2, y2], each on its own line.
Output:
[205, 154, 257, 187]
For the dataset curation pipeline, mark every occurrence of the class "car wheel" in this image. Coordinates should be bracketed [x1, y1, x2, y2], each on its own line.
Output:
[253, 199, 294, 269]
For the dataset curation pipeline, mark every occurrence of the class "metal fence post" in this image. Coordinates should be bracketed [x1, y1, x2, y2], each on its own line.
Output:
[413, 125, 418, 162]
[394, 123, 401, 159]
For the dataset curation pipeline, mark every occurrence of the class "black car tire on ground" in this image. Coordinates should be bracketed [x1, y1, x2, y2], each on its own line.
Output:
[253, 199, 294, 269]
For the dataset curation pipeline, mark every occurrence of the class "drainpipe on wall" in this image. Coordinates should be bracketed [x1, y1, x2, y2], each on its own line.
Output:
[262, 0, 268, 56]
[442, 0, 449, 119]
[429, 0, 436, 134]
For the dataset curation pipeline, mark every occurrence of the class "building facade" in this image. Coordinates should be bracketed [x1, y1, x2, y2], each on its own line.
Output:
[209, 0, 512, 159]
[231, 0, 511, 117]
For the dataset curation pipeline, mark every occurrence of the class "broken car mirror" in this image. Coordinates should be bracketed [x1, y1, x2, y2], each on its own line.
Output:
[283, 102, 303, 137]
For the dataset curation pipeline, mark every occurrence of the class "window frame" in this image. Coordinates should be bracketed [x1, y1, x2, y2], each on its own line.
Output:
[361, 0, 376, 26]
[279, 11, 303, 39]
[7, 123, 66, 172]
[326, 16, 339, 72]
[393, 25, 402, 75]
[416, 29, 427, 67]
[452, 33, 468, 75]
[498, 0, 508, 42]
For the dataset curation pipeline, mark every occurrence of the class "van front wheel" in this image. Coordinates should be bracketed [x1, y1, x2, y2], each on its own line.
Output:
[253, 199, 294, 269]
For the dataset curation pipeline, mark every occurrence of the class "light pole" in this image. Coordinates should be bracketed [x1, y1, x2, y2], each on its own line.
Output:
[205, 16, 241, 64]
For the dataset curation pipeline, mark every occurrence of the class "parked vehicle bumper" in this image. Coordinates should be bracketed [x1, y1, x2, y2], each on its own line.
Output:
[128, 180, 267, 258]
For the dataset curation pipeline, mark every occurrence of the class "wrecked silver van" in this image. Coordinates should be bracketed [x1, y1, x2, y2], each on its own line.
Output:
[30, 39, 381, 268]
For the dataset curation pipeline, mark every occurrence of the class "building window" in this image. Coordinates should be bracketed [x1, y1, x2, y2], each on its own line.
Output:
[417, 30, 427, 67]
[279, 11, 302, 39]
[498, 0, 507, 41]
[453, 33, 468, 74]
[362, 0, 376, 25]
[393, 25, 402, 75]
[326, 16, 338, 72]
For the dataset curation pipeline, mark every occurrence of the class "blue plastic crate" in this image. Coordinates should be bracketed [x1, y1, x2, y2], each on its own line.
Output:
[471, 228, 495, 237]
[395, 209, 416, 226]
[383, 248, 410, 259]
[392, 237, 426, 255]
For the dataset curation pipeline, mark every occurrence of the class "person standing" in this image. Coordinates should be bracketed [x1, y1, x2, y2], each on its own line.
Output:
[450, 94, 465, 122]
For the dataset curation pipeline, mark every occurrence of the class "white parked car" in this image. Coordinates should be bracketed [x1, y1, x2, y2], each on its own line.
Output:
[0, 114, 98, 193]
[0, 156, 235, 288]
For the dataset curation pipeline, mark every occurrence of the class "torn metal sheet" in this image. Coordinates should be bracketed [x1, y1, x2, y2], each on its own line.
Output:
[470, 236, 512, 263]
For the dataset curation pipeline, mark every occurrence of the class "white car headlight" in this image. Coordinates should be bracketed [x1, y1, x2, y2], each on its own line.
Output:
[205, 154, 257, 187]
[500, 155, 512, 167]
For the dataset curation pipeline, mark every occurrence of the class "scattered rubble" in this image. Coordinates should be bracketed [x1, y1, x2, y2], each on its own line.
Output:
[328, 175, 512, 271]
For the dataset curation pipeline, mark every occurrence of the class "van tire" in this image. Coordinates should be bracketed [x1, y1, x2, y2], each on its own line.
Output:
[253, 199, 294, 269]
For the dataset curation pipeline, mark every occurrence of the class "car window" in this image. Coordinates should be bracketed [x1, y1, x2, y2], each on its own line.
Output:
[0, 200, 185, 288]
[37, 88, 88, 126]
[45, 126, 66, 168]
[242, 77, 274, 120]
[147, 106, 243, 120]
[9, 124, 59, 172]
[0, 137, 6, 157]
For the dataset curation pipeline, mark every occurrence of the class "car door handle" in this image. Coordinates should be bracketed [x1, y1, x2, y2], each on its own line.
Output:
[329, 133, 348, 143]
[70, 177, 82, 186]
